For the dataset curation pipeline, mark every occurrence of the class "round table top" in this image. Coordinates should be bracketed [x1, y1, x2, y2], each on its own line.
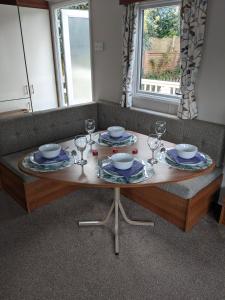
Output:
[19, 131, 215, 189]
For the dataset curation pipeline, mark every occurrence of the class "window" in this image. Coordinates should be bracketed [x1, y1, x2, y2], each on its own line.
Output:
[51, 1, 93, 107]
[134, 0, 181, 107]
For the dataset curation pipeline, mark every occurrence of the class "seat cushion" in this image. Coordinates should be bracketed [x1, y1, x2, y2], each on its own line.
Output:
[97, 101, 225, 167]
[0, 102, 97, 156]
[0, 137, 75, 183]
[157, 168, 223, 199]
[0, 147, 38, 183]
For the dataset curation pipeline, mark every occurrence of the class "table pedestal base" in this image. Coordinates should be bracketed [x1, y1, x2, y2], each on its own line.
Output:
[78, 187, 154, 254]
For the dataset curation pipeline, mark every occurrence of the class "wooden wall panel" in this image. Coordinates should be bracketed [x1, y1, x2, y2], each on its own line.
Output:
[120, 0, 146, 5]
[0, 163, 77, 212]
[17, 0, 48, 9]
[219, 201, 225, 225]
[0, 0, 48, 9]
[0, 164, 28, 210]
[25, 179, 77, 211]
[122, 176, 222, 231]
[122, 186, 188, 230]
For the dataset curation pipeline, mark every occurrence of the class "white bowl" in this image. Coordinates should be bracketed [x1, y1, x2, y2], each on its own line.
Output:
[175, 144, 198, 159]
[107, 126, 125, 138]
[39, 144, 61, 159]
[111, 153, 134, 170]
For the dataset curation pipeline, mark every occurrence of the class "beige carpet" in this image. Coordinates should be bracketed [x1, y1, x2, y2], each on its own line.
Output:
[0, 189, 225, 300]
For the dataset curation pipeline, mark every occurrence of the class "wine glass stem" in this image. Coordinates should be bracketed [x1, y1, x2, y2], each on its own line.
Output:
[152, 150, 155, 161]
[158, 135, 163, 147]
[81, 151, 84, 162]
[89, 133, 92, 142]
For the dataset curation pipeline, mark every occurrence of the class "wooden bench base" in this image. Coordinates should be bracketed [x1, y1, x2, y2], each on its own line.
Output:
[0, 163, 223, 230]
[122, 176, 223, 231]
[219, 202, 225, 225]
[0, 164, 77, 212]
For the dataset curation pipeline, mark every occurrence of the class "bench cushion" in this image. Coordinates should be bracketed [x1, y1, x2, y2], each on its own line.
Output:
[157, 168, 222, 199]
[97, 101, 225, 167]
[0, 102, 97, 156]
[0, 148, 37, 183]
[0, 137, 74, 183]
[1, 145, 222, 200]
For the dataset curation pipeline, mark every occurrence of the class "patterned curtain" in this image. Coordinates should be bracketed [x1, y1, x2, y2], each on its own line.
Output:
[121, 4, 138, 108]
[177, 0, 208, 119]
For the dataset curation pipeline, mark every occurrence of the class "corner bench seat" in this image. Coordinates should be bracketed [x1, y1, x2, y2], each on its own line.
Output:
[99, 101, 225, 230]
[0, 103, 98, 212]
[1, 148, 222, 198]
[0, 101, 224, 230]
[158, 168, 223, 199]
[0, 149, 39, 183]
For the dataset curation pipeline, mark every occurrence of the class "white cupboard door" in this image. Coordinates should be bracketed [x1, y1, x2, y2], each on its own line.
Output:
[19, 7, 58, 112]
[0, 5, 29, 102]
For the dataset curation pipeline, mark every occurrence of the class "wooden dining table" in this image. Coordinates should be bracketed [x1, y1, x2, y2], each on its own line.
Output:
[19, 131, 215, 254]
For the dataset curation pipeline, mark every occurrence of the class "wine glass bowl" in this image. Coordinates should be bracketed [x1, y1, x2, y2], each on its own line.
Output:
[147, 133, 160, 165]
[85, 119, 96, 145]
[155, 121, 166, 139]
[74, 135, 87, 165]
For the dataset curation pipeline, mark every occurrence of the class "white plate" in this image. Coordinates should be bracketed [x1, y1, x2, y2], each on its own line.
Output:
[29, 151, 69, 168]
[101, 133, 131, 143]
[99, 160, 154, 184]
[165, 151, 206, 166]
[93, 133, 137, 147]
[101, 158, 149, 178]
[103, 166, 144, 179]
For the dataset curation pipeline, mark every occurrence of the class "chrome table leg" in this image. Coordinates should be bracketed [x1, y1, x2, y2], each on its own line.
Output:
[78, 200, 115, 226]
[78, 187, 154, 254]
[114, 187, 119, 255]
[118, 198, 154, 226]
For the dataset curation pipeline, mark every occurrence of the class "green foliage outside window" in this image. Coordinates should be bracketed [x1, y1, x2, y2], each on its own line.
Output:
[142, 6, 181, 82]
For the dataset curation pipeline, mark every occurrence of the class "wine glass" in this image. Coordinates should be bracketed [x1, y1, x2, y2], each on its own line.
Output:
[74, 135, 87, 165]
[155, 120, 166, 151]
[155, 120, 166, 140]
[85, 119, 95, 145]
[147, 133, 160, 165]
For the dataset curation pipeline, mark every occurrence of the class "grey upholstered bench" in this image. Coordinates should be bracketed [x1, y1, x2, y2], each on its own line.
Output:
[98, 101, 225, 230]
[0, 100, 224, 230]
[0, 103, 98, 211]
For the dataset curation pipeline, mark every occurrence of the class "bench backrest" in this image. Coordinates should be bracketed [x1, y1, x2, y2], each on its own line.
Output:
[98, 101, 225, 167]
[0, 103, 97, 156]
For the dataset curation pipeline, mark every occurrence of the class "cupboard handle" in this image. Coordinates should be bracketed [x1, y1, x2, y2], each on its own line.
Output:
[27, 102, 31, 111]
[30, 84, 34, 94]
[24, 85, 29, 96]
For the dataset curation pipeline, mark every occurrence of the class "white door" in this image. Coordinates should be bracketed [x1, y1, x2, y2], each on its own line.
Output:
[19, 7, 58, 112]
[61, 9, 92, 105]
[0, 5, 29, 102]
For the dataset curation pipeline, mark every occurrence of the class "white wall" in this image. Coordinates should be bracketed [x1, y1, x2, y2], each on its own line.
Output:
[197, 0, 225, 124]
[91, 0, 123, 104]
[91, 0, 225, 124]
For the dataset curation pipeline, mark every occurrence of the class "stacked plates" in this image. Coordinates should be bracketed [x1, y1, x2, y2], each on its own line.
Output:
[99, 158, 154, 184]
[94, 132, 137, 147]
[22, 150, 74, 173]
[165, 148, 213, 171]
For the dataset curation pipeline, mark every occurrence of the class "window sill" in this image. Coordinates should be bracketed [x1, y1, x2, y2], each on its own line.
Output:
[132, 94, 179, 116]
[130, 106, 179, 120]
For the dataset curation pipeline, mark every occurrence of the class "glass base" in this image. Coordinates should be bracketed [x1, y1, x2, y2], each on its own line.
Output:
[77, 159, 87, 166]
[148, 158, 158, 165]
[88, 139, 95, 145]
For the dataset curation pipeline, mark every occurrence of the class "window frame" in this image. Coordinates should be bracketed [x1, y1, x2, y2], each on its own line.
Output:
[50, 0, 94, 107]
[133, 0, 181, 110]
